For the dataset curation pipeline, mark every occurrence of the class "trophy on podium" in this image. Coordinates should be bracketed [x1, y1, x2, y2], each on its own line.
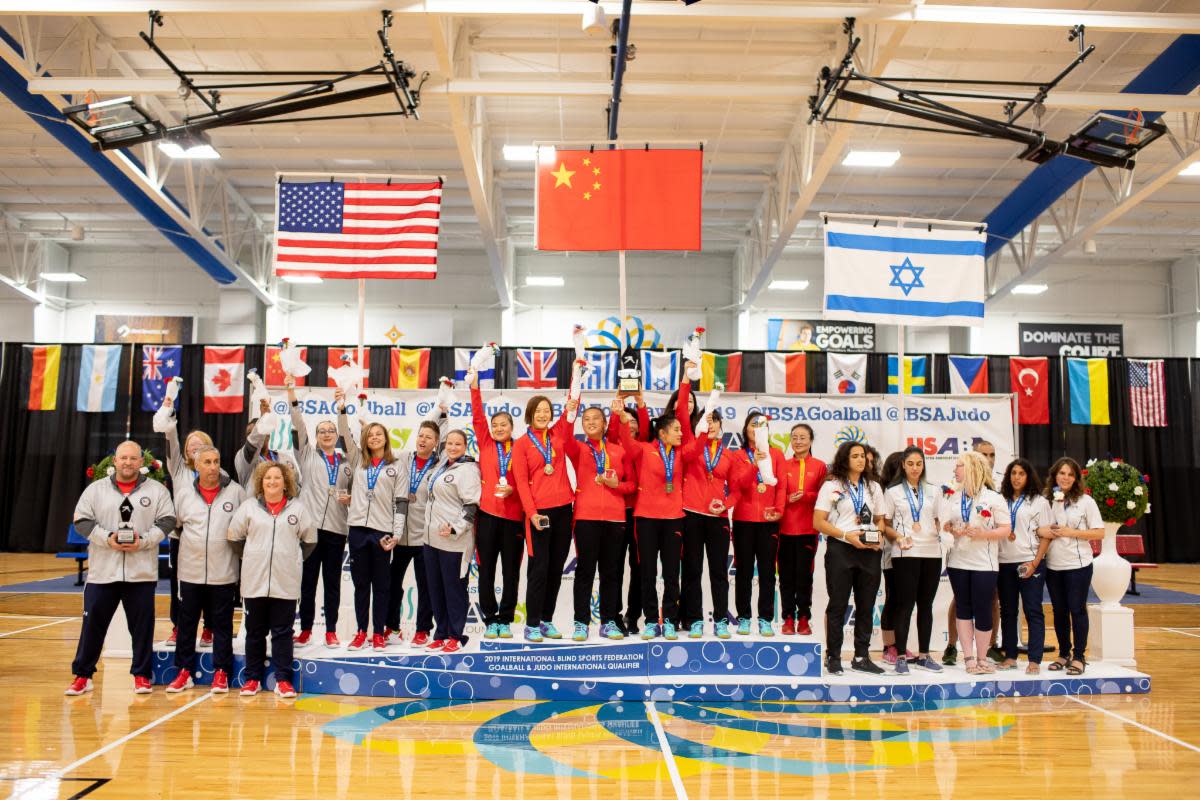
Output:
[115, 496, 136, 545]
[859, 505, 880, 545]
[617, 345, 641, 393]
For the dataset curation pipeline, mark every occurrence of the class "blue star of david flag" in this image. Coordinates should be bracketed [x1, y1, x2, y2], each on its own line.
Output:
[822, 220, 986, 327]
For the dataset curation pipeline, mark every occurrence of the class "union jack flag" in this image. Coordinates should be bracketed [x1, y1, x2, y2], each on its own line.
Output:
[140, 345, 182, 411]
[516, 348, 558, 389]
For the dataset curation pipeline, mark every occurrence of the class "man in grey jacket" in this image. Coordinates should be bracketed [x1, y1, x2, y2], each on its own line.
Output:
[66, 441, 176, 696]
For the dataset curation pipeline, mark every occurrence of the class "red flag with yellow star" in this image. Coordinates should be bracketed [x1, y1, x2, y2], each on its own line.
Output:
[536, 148, 702, 251]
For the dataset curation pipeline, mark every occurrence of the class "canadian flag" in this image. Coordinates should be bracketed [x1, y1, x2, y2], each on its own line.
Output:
[204, 346, 245, 413]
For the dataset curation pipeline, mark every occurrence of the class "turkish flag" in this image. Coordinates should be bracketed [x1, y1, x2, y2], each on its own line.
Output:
[536, 148, 702, 251]
[1010, 356, 1049, 424]
[265, 345, 307, 387]
[204, 346, 245, 414]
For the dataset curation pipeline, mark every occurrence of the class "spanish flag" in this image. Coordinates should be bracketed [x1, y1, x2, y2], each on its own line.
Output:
[390, 348, 430, 389]
[1067, 357, 1110, 425]
[23, 345, 61, 411]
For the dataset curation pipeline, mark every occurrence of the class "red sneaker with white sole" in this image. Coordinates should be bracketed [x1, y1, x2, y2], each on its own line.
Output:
[163, 627, 178, 649]
[781, 617, 796, 636]
[325, 632, 340, 648]
[166, 670, 194, 693]
[134, 676, 153, 694]
[274, 680, 297, 699]
[440, 640, 462, 654]
[199, 628, 214, 648]
[347, 631, 368, 650]
[64, 676, 93, 696]
[410, 631, 430, 647]
[211, 670, 229, 693]
[294, 630, 312, 646]
[797, 616, 813, 636]
[427, 639, 446, 651]
[240, 680, 261, 696]
[372, 633, 387, 651]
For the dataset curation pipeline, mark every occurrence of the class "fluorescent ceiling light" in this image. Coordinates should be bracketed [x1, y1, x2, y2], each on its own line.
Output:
[1011, 283, 1048, 295]
[537, 145, 558, 165]
[281, 275, 323, 284]
[769, 279, 810, 291]
[525, 275, 564, 287]
[157, 141, 221, 160]
[41, 271, 86, 283]
[841, 150, 900, 168]
[502, 145, 537, 162]
[1180, 162, 1200, 176]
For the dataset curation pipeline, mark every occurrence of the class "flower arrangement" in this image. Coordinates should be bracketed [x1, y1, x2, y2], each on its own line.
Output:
[1083, 458, 1150, 526]
[87, 449, 166, 484]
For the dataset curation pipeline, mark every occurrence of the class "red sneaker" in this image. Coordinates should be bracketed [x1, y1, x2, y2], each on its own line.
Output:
[440, 640, 462, 654]
[797, 616, 813, 636]
[240, 679, 260, 696]
[410, 631, 430, 647]
[325, 632, 341, 648]
[211, 670, 229, 693]
[294, 630, 312, 646]
[163, 627, 178, 649]
[427, 639, 446, 651]
[274, 680, 297, 698]
[781, 617, 796, 636]
[371, 633, 387, 651]
[64, 676, 93, 696]
[199, 628, 214, 648]
[347, 631, 368, 650]
[165, 670, 194, 693]
[134, 676, 153, 694]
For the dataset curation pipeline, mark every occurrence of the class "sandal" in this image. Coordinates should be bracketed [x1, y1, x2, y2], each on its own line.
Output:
[1047, 658, 1069, 671]
[999, 659, 1018, 671]
[1067, 659, 1086, 676]
[1026, 663, 1041, 675]
[978, 659, 997, 674]
[964, 656, 980, 675]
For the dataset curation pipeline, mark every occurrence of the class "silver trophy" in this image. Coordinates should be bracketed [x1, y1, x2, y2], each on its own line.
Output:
[115, 496, 136, 545]
[859, 505, 880, 545]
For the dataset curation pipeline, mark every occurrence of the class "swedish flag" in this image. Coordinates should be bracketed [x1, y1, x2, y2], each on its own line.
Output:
[887, 355, 927, 394]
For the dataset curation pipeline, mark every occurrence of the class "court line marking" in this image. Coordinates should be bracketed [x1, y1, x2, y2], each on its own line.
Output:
[14, 691, 214, 799]
[0, 613, 72, 619]
[645, 701, 688, 800]
[1066, 696, 1200, 754]
[0, 618, 73, 637]
[1162, 628, 1200, 639]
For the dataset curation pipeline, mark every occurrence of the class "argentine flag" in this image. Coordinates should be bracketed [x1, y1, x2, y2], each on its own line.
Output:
[823, 220, 985, 327]
[76, 344, 121, 412]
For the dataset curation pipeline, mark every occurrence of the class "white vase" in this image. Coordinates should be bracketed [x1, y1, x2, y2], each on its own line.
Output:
[1091, 521, 1132, 610]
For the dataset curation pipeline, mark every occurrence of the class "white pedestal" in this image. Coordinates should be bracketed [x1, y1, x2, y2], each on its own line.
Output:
[1087, 603, 1136, 668]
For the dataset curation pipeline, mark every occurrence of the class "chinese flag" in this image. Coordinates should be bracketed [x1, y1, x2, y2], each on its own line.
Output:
[536, 148, 702, 251]
[265, 345, 307, 387]
[1010, 356, 1050, 425]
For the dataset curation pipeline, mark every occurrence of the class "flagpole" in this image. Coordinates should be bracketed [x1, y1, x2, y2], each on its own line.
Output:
[356, 278, 366, 379]
[897, 323, 906, 451]
[618, 250, 628, 329]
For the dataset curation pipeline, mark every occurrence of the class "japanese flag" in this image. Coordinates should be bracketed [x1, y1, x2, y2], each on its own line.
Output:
[204, 346, 245, 414]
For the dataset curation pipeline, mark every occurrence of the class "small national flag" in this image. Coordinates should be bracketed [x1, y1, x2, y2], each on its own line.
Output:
[328, 348, 370, 388]
[1128, 358, 1166, 427]
[390, 348, 430, 389]
[827, 352, 866, 394]
[1010, 356, 1050, 425]
[1067, 358, 1110, 425]
[948, 355, 989, 394]
[204, 347, 245, 414]
[642, 350, 681, 392]
[141, 345, 182, 411]
[764, 352, 807, 394]
[455, 348, 495, 389]
[516, 349, 557, 389]
[700, 352, 742, 392]
[273, 179, 442, 280]
[23, 344, 61, 411]
[887, 355, 927, 394]
[77, 345, 121, 412]
[582, 350, 617, 391]
[265, 344, 307, 387]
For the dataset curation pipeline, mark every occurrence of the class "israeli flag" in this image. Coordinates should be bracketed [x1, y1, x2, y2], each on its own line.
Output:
[823, 220, 985, 327]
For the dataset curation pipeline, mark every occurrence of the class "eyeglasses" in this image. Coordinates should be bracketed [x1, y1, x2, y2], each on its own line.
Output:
[316, 428, 337, 436]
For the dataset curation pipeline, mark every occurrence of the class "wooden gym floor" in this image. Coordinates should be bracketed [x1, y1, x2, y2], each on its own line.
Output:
[0, 553, 1197, 799]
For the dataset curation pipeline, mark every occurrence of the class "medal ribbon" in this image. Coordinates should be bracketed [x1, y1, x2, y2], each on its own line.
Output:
[657, 441, 676, 489]
[365, 460, 385, 492]
[408, 455, 434, 494]
[703, 439, 725, 475]
[847, 478, 866, 517]
[585, 438, 608, 477]
[1008, 495, 1026, 531]
[324, 452, 342, 486]
[905, 482, 924, 527]
[960, 491, 973, 524]
[744, 448, 763, 484]
[494, 440, 513, 478]
[527, 429, 554, 470]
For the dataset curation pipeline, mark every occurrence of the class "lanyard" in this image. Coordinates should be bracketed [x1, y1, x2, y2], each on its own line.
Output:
[527, 429, 554, 467]
[324, 452, 342, 486]
[429, 458, 455, 491]
[905, 482, 924, 524]
[365, 459, 385, 492]
[409, 455, 434, 494]
[585, 438, 608, 476]
[703, 440, 725, 475]
[846, 478, 866, 517]
[960, 492, 973, 524]
[494, 440, 513, 477]
[1008, 495, 1026, 531]
[259, 451, 277, 463]
[744, 448, 763, 484]
[657, 441, 676, 488]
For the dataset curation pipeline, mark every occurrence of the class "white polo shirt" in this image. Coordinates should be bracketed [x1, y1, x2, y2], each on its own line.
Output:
[885, 481, 943, 560]
[999, 493, 1050, 564]
[815, 478, 887, 536]
[939, 487, 1008, 572]
[1046, 492, 1104, 571]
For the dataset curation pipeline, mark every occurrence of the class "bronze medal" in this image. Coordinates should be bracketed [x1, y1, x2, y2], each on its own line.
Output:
[543, 464, 555, 476]
[665, 482, 674, 494]
[911, 521, 921, 533]
[757, 483, 767, 494]
[595, 475, 604, 485]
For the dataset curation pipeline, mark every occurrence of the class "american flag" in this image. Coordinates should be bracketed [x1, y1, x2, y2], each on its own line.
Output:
[1128, 358, 1166, 427]
[273, 179, 442, 279]
[516, 349, 557, 389]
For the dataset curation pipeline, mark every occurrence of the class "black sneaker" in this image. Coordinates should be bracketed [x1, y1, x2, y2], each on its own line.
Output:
[987, 645, 1005, 663]
[851, 656, 886, 676]
[825, 659, 844, 676]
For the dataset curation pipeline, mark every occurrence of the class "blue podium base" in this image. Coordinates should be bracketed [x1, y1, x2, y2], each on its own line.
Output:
[152, 637, 1150, 702]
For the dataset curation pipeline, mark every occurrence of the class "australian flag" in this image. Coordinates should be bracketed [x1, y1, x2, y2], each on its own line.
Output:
[141, 345, 182, 411]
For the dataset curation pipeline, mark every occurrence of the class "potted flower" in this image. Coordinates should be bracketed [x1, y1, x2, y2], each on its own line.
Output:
[1082, 458, 1150, 608]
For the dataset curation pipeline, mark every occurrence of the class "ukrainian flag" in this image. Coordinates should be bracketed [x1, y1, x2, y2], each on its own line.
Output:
[1067, 358, 1110, 425]
[887, 355, 927, 394]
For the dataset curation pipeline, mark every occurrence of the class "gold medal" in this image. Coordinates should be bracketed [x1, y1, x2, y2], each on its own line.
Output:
[543, 464, 555, 476]
[665, 482, 674, 494]
[595, 475, 604, 485]
[757, 483, 767, 494]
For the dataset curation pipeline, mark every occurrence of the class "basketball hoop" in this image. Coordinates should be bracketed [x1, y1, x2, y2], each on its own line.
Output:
[84, 90, 100, 127]
[1122, 109, 1144, 146]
